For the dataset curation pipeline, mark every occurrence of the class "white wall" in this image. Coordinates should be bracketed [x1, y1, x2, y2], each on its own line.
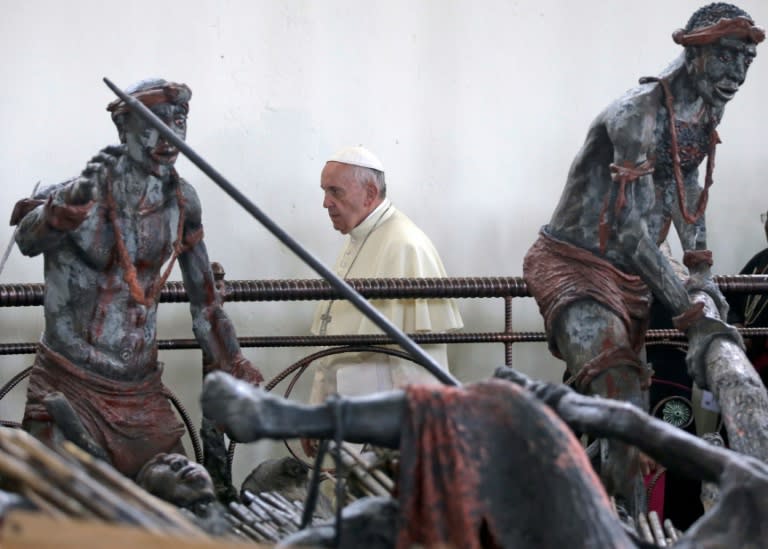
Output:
[1, 0, 766, 484]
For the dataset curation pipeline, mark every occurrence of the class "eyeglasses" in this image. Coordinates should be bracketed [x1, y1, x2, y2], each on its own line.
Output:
[762, 212, 768, 224]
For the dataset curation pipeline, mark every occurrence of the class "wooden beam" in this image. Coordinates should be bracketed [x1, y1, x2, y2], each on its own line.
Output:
[2, 511, 270, 549]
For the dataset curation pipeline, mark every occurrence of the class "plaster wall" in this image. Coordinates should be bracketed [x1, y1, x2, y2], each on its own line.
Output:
[0, 0, 766, 484]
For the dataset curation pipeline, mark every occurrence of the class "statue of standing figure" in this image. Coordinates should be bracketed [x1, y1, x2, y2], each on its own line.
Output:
[10, 78, 264, 478]
[523, 3, 763, 510]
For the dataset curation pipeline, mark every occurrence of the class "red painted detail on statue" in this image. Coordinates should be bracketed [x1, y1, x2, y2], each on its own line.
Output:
[672, 301, 706, 331]
[183, 226, 204, 249]
[204, 277, 218, 305]
[523, 232, 652, 359]
[106, 81, 192, 119]
[656, 77, 718, 225]
[397, 380, 618, 548]
[657, 216, 673, 246]
[672, 17, 765, 46]
[90, 271, 122, 343]
[202, 306, 263, 385]
[604, 371, 619, 399]
[204, 355, 263, 386]
[398, 383, 489, 549]
[610, 160, 655, 215]
[44, 196, 95, 232]
[22, 341, 185, 478]
[571, 346, 650, 391]
[594, 159, 656, 255]
[9, 198, 45, 226]
[106, 173, 188, 307]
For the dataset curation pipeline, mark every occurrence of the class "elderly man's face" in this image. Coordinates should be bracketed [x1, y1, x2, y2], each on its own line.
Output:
[689, 37, 757, 109]
[138, 453, 214, 507]
[321, 162, 378, 234]
[123, 103, 187, 178]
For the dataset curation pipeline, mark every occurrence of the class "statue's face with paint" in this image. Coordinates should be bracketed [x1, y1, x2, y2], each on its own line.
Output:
[122, 103, 187, 178]
[687, 36, 757, 110]
[136, 453, 214, 507]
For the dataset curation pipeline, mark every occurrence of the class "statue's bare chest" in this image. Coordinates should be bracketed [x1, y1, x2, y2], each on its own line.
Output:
[73, 188, 180, 273]
[654, 115, 714, 180]
[114, 204, 177, 268]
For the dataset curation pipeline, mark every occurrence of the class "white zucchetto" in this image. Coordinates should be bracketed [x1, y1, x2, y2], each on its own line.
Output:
[328, 145, 385, 172]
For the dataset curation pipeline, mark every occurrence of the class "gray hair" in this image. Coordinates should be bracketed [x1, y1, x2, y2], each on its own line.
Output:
[350, 165, 387, 199]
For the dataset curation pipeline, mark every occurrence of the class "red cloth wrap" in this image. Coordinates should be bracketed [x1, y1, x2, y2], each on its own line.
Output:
[22, 342, 185, 478]
[396, 380, 621, 549]
[683, 249, 713, 271]
[523, 231, 652, 357]
[672, 301, 706, 332]
[672, 18, 765, 46]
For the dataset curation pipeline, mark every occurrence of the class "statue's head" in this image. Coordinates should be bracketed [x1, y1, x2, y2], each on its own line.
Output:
[674, 3, 763, 109]
[106, 78, 191, 178]
[135, 452, 214, 508]
[241, 456, 309, 499]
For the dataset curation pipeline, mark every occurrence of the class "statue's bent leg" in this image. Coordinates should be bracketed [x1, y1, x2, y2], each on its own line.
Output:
[553, 300, 648, 514]
[201, 372, 405, 449]
[42, 392, 110, 462]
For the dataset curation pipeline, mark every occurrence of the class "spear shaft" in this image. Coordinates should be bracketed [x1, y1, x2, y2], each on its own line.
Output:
[103, 77, 458, 387]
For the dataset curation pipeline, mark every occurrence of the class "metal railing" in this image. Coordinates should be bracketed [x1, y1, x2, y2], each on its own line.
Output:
[3, 274, 768, 366]
[4, 272, 768, 466]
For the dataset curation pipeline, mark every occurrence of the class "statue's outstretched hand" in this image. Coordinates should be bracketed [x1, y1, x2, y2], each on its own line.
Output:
[68, 144, 124, 204]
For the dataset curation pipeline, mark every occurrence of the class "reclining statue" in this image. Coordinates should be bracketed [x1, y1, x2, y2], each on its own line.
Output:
[201, 369, 768, 548]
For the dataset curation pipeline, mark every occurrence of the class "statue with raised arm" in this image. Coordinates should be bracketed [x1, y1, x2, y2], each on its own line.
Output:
[522, 3, 762, 510]
[10, 78, 263, 478]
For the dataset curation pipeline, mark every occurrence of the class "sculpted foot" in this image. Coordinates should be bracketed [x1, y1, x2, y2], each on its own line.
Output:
[202, 371, 327, 442]
[202, 371, 275, 442]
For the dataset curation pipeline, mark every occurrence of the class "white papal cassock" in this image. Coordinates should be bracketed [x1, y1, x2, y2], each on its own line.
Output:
[309, 198, 463, 403]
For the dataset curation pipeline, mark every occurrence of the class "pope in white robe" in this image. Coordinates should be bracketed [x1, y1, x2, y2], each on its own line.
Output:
[309, 146, 463, 404]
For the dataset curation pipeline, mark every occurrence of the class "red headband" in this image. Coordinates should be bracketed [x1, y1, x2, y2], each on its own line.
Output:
[107, 82, 191, 119]
[673, 17, 765, 46]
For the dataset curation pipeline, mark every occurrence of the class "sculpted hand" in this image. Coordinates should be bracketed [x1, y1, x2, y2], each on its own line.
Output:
[685, 316, 744, 390]
[686, 268, 729, 321]
[68, 144, 124, 204]
[212, 356, 264, 386]
[65, 175, 98, 206]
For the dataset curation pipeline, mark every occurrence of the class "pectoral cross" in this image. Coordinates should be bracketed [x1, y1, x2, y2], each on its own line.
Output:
[316, 205, 390, 338]
[319, 308, 333, 336]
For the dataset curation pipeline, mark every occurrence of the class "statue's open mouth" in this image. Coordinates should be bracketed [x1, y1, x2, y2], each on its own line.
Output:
[714, 83, 739, 101]
[151, 145, 179, 164]
[179, 464, 203, 481]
